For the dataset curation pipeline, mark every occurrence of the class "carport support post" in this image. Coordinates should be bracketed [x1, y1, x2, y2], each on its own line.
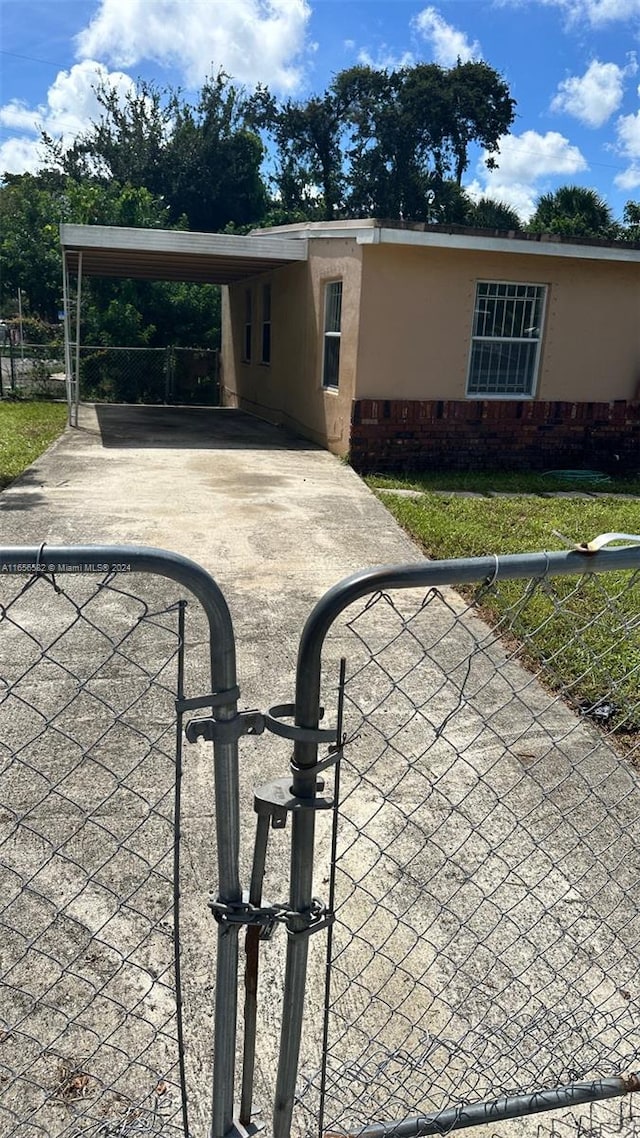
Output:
[73, 251, 83, 427]
[62, 251, 74, 425]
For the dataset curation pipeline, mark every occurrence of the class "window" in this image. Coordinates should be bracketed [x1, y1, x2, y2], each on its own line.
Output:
[467, 281, 546, 397]
[322, 280, 342, 388]
[243, 289, 252, 362]
[261, 284, 271, 364]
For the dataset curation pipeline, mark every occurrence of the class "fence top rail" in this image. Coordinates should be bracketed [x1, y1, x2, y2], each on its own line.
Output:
[0, 542, 236, 691]
[78, 344, 219, 352]
[293, 542, 640, 741]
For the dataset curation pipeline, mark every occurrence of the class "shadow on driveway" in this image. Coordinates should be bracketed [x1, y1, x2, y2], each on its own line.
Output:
[94, 404, 320, 451]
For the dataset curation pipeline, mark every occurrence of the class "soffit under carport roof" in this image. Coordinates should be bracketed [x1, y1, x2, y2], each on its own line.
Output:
[60, 224, 308, 284]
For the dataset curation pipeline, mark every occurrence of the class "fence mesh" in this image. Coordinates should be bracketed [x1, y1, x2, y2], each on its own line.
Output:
[78, 347, 219, 406]
[297, 565, 640, 1137]
[0, 344, 66, 399]
[0, 568, 188, 1137]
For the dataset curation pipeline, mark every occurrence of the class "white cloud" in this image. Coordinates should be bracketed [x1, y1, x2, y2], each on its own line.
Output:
[0, 102, 44, 132]
[76, 0, 312, 92]
[413, 7, 481, 67]
[0, 61, 136, 175]
[614, 162, 640, 188]
[566, 0, 640, 23]
[465, 177, 540, 220]
[529, 0, 640, 25]
[616, 108, 640, 156]
[467, 130, 588, 219]
[550, 59, 630, 127]
[0, 136, 46, 176]
[614, 107, 640, 186]
[356, 46, 416, 70]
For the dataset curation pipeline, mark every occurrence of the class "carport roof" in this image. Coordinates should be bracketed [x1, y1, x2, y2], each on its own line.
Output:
[60, 224, 308, 283]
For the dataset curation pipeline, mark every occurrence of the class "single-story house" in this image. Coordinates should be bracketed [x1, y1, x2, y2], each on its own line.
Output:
[60, 220, 640, 472]
[221, 219, 640, 472]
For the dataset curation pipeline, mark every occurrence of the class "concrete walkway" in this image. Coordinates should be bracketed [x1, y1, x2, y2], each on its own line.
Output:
[1, 406, 637, 1138]
[0, 405, 421, 693]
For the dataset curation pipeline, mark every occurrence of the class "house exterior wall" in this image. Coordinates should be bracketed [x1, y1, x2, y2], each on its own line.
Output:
[221, 238, 362, 453]
[350, 242, 640, 471]
[355, 243, 640, 403]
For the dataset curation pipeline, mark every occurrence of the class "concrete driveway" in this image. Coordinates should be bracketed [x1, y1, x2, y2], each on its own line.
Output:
[0, 406, 637, 1138]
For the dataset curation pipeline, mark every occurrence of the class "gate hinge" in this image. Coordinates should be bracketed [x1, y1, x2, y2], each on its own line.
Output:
[185, 710, 265, 745]
[208, 893, 334, 941]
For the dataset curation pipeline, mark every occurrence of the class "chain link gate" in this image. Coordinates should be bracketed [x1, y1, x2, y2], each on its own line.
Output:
[270, 544, 640, 1138]
[2, 541, 639, 1138]
[0, 545, 243, 1138]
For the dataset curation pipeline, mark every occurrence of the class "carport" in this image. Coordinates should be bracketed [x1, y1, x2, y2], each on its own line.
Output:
[60, 223, 308, 424]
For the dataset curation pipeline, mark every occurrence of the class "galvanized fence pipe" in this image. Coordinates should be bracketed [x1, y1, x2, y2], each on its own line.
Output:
[273, 543, 640, 1138]
[1, 544, 241, 1138]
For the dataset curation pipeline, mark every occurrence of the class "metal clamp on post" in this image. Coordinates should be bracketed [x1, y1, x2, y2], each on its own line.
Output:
[263, 703, 338, 745]
[184, 701, 339, 749]
[176, 687, 241, 714]
[185, 710, 265, 745]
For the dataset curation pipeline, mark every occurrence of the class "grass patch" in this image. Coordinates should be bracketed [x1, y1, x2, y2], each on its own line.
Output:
[374, 489, 640, 736]
[0, 402, 67, 490]
[367, 470, 640, 495]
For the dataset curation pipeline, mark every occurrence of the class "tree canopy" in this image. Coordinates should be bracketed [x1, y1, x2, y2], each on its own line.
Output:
[248, 60, 516, 222]
[527, 185, 616, 239]
[2, 65, 638, 346]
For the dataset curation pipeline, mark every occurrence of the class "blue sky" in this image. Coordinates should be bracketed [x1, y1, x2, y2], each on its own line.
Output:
[1, 0, 639, 221]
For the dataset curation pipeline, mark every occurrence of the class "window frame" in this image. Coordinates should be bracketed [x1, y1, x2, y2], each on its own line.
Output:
[321, 279, 343, 390]
[243, 288, 252, 363]
[261, 283, 271, 365]
[466, 280, 548, 400]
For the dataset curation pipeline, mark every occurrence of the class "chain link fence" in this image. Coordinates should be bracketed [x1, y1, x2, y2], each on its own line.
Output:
[0, 561, 204, 1137]
[282, 553, 640, 1138]
[2, 543, 639, 1138]
[0, 343, 66, 399]
[78, 347, 219, 406]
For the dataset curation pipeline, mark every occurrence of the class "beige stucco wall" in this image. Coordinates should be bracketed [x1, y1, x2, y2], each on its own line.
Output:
[356, 243, 640, 402]
[221, 238, 362, 452]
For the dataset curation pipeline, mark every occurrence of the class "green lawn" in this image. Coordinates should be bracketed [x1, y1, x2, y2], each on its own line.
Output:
[0, 402, 67, 490]
[368, 469, 640, 496]
[369, 478, 640, 737]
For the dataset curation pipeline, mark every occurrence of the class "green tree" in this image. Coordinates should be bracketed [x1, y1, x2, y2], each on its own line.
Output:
[55, 72, 268, 232]
[466, 196, 522, 230]
[249, 60, 515, 224]
[528, 185, 615, 238]
[340, 61, 515, 220]
[620, 200, 640, 241]
[0, 174, 65, 320]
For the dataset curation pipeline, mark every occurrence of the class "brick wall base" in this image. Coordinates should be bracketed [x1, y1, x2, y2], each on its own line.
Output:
[350, 399, 640, 475]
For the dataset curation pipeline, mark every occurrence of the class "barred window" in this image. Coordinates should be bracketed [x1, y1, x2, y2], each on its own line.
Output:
[322, 281, 342, 388]
[467, 282, 546, 397]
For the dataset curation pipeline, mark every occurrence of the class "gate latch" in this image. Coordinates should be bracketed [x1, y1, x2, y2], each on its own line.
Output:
[185, 703, 338, 747]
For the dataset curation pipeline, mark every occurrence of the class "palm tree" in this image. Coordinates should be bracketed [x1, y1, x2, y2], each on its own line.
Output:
[467, 196, 522, 230]
[528, 185, 615, 238]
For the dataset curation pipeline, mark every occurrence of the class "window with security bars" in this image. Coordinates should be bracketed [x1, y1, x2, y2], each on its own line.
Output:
[467, 281, 546, 396]
[322, 280, 342, 388]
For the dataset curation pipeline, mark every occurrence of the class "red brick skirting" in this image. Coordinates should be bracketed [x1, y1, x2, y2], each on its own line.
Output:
[350, 399, 640, 474]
